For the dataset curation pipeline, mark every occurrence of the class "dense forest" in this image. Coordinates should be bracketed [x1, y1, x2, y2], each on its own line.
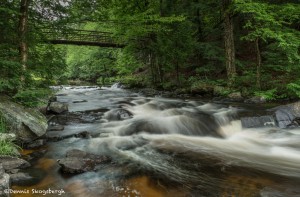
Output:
[0, 0, 300, 105]
[1, 1, 300, 195]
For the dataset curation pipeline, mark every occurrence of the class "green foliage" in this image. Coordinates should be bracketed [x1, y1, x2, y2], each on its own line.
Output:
[287, 81, 300, 98]
[254, 88, 278, 101]
[0, 138, 20, 156]
[0, 0, 299, 101]
[0, 114, 19, 156]
[13, 88, 52, 107]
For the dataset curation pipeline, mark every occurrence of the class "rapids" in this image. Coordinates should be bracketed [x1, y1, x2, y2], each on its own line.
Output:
[12, 86, 300, 197]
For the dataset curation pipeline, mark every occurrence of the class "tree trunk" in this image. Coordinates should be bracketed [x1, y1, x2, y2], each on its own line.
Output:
[18, 0, 30, 83]
[222, 0, 236, 87]
[176, 61, 180, 86]
[255, 38, 262, 90]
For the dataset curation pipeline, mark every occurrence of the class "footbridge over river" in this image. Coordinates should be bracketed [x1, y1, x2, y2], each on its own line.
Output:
[42, 28, 125, 48]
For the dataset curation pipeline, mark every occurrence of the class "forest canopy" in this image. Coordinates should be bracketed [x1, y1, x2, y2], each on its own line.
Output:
[0, 0, 299, 103]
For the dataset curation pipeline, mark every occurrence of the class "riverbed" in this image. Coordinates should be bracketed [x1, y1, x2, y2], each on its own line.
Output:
[12, 86, 300, 197]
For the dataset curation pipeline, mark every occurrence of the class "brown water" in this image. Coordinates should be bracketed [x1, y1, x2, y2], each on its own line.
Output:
[11, 86, 300, 197]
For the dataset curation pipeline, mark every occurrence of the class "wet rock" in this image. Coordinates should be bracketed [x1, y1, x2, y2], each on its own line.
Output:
[47, 125, 65, 131]
[245, 96, 267, 104]
[55, 93, 68, 97]
[24, 149, 47, 161]
[58, 149, 111, 174]
[46, 130, 91, 142]
[74, 131, 91, 139]
[48, 102, 68, 114]
[241, 115, 276, 128]
[99, 133, 114, 138]
[273, 101, 300, 128]
[104, 109, 132, 121]
[138, 88, 160, 97]
[10, 172, 32, 184]
[49, 96, 57, 102]
[26, 139, 45, 149]
[0, 96, 48, 142]
[0, 164, 10, 197]
[73, 100, 87, 103]
[0, 156, 30, 171]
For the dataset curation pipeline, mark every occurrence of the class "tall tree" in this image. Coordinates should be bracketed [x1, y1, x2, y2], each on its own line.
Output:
[222, 0, 236, 87]
[18, 0, 30, 83]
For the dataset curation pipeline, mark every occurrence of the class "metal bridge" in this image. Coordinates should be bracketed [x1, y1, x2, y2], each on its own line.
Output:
[42, 28, 125, 48]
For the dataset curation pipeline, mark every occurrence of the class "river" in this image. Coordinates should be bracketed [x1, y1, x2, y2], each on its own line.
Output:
[12, 86, 300, 197]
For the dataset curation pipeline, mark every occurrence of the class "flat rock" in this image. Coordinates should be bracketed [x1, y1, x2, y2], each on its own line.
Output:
[10, 172, 32, 184]
[0, 156, 31, 171]
[58, 149, 111, 174]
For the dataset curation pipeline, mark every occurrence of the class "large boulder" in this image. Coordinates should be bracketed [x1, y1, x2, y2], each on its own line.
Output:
[241, 101, 300, 129]
[0, 96, 48, 142]
[241, 115, 276, 128]
[273, 101, 300, 128]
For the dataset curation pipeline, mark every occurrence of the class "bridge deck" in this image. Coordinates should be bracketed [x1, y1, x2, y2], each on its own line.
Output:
[42, 29, 125, 48]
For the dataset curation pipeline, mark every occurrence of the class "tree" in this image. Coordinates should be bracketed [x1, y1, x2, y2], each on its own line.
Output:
[223, 0, 236, 87]
[235, 0, 300, 90]
[18, 0, 30, 84]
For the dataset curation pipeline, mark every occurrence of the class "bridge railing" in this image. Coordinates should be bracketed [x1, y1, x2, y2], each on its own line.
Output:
[41, 28, 124, 47]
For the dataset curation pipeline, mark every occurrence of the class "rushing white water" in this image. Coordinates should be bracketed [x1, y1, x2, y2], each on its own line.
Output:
[44, 86, 300, 196]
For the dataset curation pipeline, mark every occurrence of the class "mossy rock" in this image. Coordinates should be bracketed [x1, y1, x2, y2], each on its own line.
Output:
[0, 96, 47, 142]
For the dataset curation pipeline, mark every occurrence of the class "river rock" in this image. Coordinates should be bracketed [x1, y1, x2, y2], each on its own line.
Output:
[48, 102, 68, 114]
[0, 164, 10, 197]
[273, 101, 300, 128]
[244, 96, 267, 104]
[0, 96, 48, 142]
[0, 156, 31, 171]
[72, 100, 87, 103]
[47, 125, 65, 131]
[241, 115, 276, 128]
[58, 149, 111, 174]
[227, 92, 244, 102]
[104, 109, 132, 121]
[10, 172, 32, 184]
[26, 139, 45, 149]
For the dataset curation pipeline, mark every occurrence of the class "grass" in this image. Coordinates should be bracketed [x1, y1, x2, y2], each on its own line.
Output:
[0, 114, 20, 156]
[0, 139, 19, 156]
